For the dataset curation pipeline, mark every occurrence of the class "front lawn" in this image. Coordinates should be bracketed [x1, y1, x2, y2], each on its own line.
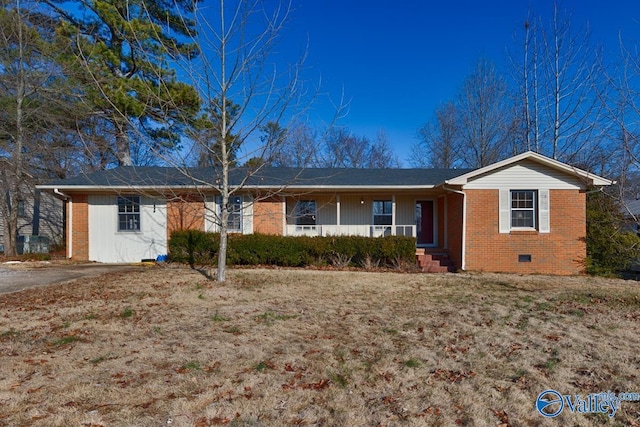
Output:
[0, 267, 639, 426]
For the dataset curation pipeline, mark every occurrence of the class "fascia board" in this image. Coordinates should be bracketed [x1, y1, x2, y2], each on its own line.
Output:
[37, 184, 439, 192]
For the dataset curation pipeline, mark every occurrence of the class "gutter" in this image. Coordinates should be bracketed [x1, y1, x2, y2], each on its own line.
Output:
[54, 189, 72, 259]
[441, 183, 466, 271]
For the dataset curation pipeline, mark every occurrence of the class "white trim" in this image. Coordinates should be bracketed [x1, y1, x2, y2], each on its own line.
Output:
[68, 197, 73, 258]
[391, 195, 396, 231]
[445, 151, 613, 187]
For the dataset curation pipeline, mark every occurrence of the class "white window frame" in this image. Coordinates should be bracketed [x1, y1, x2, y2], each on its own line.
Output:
[373, 200, 392, 225]
[510, 190, 537, 229]
[117, 195, 141, 232]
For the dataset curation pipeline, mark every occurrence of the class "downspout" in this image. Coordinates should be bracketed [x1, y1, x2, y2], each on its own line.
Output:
[54, 189, 71, 259]
[442, 184, 466, 271]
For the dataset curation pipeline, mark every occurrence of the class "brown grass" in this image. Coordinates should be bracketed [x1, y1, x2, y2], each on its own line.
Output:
[0, 266, 639, 426]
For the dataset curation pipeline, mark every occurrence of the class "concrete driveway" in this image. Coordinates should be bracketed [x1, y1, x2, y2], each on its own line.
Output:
[0, 263, 143, 295]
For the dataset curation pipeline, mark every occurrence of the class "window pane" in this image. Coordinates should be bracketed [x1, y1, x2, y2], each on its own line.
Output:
[118, 196, 141, 231]
[296, 200, 316, 225]
[510, 190, 535, 228]
[373, 200, 392, 225]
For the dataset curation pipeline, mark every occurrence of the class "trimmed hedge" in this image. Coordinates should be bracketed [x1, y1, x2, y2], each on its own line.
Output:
[168, 230, 416, 269]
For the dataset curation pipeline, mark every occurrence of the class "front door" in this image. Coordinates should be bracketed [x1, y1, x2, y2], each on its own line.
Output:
[416, 200, 435, 246]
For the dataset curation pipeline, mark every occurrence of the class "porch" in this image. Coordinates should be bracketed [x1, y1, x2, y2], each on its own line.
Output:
[282, 194, 447, 247]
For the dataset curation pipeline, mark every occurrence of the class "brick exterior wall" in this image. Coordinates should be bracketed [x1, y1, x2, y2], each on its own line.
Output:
[253, 197, 284, 235]
[445, 192, 464, 271]
[464, 189, 586, 275]
[437, 196, 445, 248]
[71, 194, 89, 261]
[167, 196, 205, 240]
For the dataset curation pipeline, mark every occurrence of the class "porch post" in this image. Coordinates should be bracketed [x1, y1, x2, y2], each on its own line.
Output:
[336, 195, 341, 228]
[391, 194, 396, 235]
[282, 195, 287, 236]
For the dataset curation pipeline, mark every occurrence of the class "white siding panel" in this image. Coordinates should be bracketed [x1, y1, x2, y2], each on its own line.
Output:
[464, 159, 584, 190]
[243, 195, 253, 234]
[395, 195, 415, 226]
[498, 189, 510, 233]
[341, 195, 372, 225]
[88, 195, 167, 263]
[539, 189, 550, 233]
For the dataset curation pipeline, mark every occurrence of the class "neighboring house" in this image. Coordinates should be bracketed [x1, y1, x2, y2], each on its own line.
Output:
[37, 151, 612, 275]
[622, 198, 640, 236]
[0, 176, 64, 253]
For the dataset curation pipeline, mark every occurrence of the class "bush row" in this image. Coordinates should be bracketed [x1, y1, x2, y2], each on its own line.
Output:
[168, 230, 416, 269]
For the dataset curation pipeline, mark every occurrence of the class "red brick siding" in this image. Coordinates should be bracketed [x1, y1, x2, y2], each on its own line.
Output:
[167, 196, 205, 241]
[71, 194, 89, 261]
[445, 192, 464, 271]
[253, 197, 284, 235]
[464, 189, 586, 275]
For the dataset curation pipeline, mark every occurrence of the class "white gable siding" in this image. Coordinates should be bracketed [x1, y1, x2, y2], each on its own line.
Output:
[463, 159, 585, 190]
[88, 195, 167, 263]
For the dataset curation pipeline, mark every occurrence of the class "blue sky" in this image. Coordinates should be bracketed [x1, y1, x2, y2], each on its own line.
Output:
[279, 0, 640, 164]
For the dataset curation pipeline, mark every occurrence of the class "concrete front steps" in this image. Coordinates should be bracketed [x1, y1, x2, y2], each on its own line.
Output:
[416, 248, 456, 273]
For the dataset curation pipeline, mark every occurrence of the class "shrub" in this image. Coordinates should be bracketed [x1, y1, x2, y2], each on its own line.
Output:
[168, 231, 416, 269]
[168, 230, 219, 267]
[586, 191, 640, 275]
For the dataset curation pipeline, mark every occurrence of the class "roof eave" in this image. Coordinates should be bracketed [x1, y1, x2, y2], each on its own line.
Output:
[37, 184, 441, 192]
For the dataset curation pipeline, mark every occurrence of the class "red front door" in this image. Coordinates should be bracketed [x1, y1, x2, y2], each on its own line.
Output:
[416, 201, 434, 245]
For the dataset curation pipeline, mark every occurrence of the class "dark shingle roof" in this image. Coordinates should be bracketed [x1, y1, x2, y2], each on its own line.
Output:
[40, 166, 475, 189]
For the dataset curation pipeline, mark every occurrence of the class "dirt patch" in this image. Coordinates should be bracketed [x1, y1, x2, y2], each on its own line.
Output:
[0, 267, 639, 426]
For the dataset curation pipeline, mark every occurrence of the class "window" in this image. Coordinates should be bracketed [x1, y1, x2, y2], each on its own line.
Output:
[17, 199, 26, 218]
[118, 196, 140, 231]
[373, 200, 392, 225]
[511, 190, 536, 228]
[226, 196, 243, 232]
[295, 200, 317, 225]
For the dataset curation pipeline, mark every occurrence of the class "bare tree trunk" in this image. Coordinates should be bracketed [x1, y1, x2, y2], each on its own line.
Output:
[4, 0, 27, 256]
[114, 118, 132, 166]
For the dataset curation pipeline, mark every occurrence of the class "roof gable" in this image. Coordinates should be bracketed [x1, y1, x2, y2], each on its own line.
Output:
[445, 151, 613, 187]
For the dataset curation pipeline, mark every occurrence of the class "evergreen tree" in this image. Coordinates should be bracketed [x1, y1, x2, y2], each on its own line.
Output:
[45, 0, 201, 166]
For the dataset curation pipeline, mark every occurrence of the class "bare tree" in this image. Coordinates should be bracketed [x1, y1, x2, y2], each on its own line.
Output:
[456, 59, 515, 167]
[367, 129, 400, 168]
[510, 3, 605, 164]
[0, 0, 81, 255]
[88, 0, 334, 281]
[410, 102, 459, 168]
[268, 121, 321, 167]
[320, 127, 399, 168]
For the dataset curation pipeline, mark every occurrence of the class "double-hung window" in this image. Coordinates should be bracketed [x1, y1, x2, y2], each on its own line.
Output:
[226, 196, 243, 232]
[295, 200, 317, 225]
[510, 190, 536, 228]
[118, 196, 140, 232]
[373, 200, 392, 225]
